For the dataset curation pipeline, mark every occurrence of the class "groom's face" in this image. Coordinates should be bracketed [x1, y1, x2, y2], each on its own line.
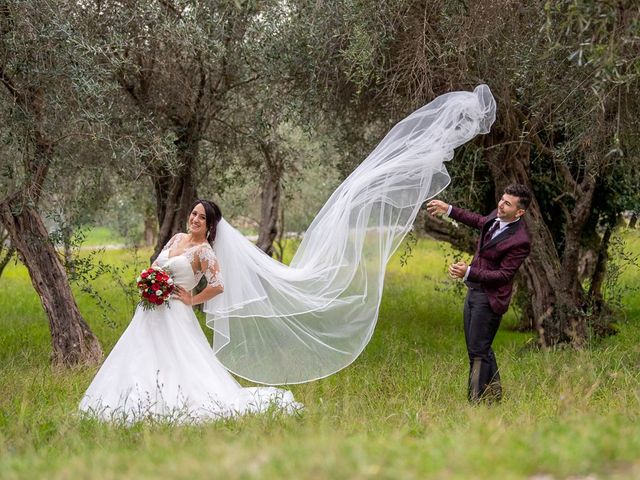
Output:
[497, 193, 525, 222]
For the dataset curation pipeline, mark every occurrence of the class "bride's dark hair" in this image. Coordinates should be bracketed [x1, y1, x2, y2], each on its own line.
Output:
[190, 199, 222, 245]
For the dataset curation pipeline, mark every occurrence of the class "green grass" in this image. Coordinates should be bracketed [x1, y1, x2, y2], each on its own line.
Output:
[1, 231, 640, 479]
[80, 226, 126, 247]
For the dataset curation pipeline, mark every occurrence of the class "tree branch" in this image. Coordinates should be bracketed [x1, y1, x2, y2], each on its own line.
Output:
[158, 0, 183, 19]
[554, 158, 579, 193]
[0, 64, 23, 104]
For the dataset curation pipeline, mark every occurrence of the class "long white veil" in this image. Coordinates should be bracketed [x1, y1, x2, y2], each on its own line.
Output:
[204, 85, 496, 385]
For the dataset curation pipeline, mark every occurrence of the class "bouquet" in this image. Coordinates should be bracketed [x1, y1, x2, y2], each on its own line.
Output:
[136, 266, 175, 310]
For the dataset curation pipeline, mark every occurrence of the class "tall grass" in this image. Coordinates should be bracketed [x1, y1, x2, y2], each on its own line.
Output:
[1, 231, 639, 479]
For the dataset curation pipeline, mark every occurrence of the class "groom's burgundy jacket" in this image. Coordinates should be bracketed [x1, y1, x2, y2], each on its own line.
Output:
[449, 206, 531, 315]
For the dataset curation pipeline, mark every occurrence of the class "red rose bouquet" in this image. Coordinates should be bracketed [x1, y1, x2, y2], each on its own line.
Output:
[136, 266, 175, 310]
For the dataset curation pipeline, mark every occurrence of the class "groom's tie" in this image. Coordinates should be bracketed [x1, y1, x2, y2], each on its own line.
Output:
[483, 220, 499, 245]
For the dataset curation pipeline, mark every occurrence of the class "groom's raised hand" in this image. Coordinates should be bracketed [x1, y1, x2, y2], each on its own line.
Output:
[426, 199, 450, 216]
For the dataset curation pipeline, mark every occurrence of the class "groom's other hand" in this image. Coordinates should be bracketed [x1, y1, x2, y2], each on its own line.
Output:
[448, 261, 468, 279]
[426, 199, 450, 216]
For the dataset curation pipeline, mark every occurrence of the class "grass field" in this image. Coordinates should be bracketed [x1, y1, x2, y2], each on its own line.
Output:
[1, 231, 639, 479]
[78, 226, 127, 247]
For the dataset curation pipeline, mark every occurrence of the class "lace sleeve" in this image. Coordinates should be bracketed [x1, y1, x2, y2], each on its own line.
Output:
[196, 245, 224, 290]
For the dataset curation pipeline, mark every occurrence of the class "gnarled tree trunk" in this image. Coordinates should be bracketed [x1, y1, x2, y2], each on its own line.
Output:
[588, 222, 614, 318]
[256, 141, 283, 257]
[483, 134, 558, 336]
[0, 226, 14, 278]
[0, 19, 103, 366]
[555, 206, 592, 345]
[0, 197, 102, 366]
[151, 127, 199, 262]
[143, 206, 157, 248]
[483, 124, 600, 347]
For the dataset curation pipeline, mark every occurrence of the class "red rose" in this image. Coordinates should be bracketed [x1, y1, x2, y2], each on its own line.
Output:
[149, 294, 158, 303]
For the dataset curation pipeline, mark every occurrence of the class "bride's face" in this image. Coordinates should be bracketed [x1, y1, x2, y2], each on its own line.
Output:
[188, 203, 208, 237]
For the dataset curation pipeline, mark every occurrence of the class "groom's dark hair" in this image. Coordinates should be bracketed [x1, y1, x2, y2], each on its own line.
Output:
[191, 199, 222, 244]
[504, 184, 531, 210]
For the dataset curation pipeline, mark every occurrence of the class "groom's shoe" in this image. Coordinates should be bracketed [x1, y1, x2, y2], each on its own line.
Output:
[468, 382, 502, 405]
[483, 380, 502, 405]
[468, 360, 502, 405]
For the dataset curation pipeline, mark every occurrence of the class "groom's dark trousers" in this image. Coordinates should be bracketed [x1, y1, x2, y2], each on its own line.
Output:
[463, 285, 503, 402]
[449, 206, 531, 403]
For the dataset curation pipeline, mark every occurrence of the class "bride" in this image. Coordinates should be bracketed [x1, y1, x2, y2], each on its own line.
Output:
[80, 85, 496, 422]
[79, 200, 301, 422]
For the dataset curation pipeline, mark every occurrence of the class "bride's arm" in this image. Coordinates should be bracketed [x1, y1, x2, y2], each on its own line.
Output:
[179, 283, 222, 306]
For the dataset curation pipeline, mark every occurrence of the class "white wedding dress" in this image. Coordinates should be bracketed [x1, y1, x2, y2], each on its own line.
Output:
[79, 234, 301, 423]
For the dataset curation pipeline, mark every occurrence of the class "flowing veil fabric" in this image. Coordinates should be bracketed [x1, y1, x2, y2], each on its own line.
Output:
[204, 85, 496, 385]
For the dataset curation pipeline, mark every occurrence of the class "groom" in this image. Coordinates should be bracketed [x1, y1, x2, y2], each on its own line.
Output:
[427, 184, 531, 403]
